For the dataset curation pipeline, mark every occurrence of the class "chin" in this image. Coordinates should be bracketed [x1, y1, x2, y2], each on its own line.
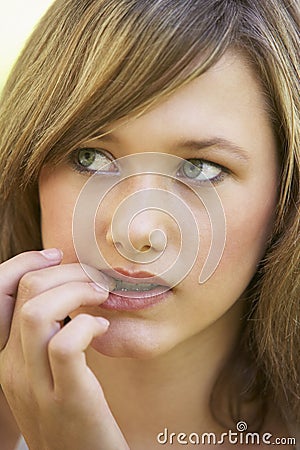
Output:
[90, 318, 175, 359]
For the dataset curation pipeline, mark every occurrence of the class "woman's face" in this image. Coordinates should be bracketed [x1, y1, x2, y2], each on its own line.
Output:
[39, 52, 278, 358]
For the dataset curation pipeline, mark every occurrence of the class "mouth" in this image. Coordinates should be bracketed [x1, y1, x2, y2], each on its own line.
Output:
[100, 269, 172, 310]
[112, 278, 166, 294]
[105, 268, 170, 292]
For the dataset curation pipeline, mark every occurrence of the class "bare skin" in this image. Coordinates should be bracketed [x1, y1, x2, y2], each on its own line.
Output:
[0, 52, 295, 449]
[0, 388, 19, 450]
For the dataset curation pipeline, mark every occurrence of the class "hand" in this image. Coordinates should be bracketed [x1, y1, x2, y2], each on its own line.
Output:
[0, 249, 63, 351]
[0, 250, 130, 450]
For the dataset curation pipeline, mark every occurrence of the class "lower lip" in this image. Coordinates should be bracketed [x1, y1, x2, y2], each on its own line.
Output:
[100, 287, 172, 311]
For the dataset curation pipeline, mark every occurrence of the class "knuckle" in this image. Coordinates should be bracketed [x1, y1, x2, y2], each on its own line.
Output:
[48, 337, 76, 361]
[20, 302, 44, 327]
[18, 271, 43, 298]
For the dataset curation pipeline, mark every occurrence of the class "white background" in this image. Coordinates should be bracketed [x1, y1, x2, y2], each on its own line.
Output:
[0, 0, 54, 90]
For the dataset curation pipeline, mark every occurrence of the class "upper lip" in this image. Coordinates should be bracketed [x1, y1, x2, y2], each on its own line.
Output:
[101, 268, 170, 287]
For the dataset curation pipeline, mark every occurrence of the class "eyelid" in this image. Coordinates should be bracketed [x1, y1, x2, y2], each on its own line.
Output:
[70, 147, 118, 174]
[194, 158, 230, 176]
[176, 158, 229, 184]
[69, 149, 230, 184]
[82, 147, 114, 158]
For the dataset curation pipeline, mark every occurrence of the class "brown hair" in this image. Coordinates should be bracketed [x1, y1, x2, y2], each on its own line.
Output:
[0, 0, 299, 430]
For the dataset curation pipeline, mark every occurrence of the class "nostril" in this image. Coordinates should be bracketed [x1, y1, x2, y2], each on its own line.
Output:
[127, 239, 152, 253]
[111, 237, 151, 253]
[139, 244, 152, 253]
[113, 241, 123, 251]
[105, 216, 168, 255]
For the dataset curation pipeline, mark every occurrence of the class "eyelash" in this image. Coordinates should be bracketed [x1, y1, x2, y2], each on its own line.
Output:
[68, 148, 118, 175]
[178, 159, 228, 185]
[68, 148, 230, 185]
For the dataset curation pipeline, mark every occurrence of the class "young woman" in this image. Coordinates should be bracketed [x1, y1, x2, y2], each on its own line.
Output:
[0, 1, 299, 449]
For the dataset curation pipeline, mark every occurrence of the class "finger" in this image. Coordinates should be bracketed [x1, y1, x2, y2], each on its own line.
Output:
[48, 315, 130, 449]
[0, 249, 62, 350]
[15, 263, 115, 309]
[19, 281, 108, 391]
[0, 249, 63, 296]
[48, 314, 109, 398]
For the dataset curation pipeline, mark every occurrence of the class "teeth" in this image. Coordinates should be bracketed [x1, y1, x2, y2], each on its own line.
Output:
[113, 279, 160, 292]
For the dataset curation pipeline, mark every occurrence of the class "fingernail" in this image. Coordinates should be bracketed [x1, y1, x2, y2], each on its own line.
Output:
[40, 248, 63, 260]
[95, 317, 110, 328]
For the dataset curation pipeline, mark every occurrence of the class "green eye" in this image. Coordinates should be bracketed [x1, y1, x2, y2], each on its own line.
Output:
[182, 159, 203, 179]
[178, 158, 224, 183]
[72, 148, 118, 174]
[78, 149, 96, 167]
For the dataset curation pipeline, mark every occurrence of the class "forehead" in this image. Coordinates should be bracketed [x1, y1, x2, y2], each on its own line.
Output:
[99, 52, 274, 154]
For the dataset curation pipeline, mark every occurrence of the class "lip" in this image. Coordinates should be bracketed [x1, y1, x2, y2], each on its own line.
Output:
[101, 288, 172, 311]
[102, 267, 170, 287]
[100, 268, 172, 311]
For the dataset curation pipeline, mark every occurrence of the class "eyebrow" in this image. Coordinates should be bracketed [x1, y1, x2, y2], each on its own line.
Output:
[98, 135, 250, 162]
[176, 138, 250, 162]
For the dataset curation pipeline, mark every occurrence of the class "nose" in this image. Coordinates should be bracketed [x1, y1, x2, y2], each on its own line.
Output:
[107, 208, 168, 255]
[105, 175, 176, 259]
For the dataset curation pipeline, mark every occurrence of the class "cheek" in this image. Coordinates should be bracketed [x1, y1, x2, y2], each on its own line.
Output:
[177, 188, 277, 336]
[39, 173, 79, 262]
[184, 177, 278, 313]
[178, 184, 275, 292]
[218, 189, 277, 286]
